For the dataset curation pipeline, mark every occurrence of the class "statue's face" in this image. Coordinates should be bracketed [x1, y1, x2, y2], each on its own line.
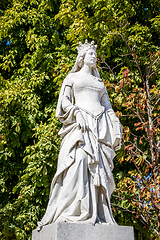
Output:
[84, 49, 97, 68]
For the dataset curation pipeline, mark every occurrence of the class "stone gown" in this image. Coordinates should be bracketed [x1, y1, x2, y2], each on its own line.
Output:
[37, 74, 122, 229]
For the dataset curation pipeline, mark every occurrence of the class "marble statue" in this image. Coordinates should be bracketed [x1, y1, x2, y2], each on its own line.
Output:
[36, 40, 122, 231]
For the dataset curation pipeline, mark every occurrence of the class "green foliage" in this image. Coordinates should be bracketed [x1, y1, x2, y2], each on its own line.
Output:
[0, 112, 61, 239]
[0, 0, 160, 239]
[0, 0, 62, 238]
[55, 0, 160, 239]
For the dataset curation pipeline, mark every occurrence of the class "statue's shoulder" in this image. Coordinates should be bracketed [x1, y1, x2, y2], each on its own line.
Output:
[68, 72, 77, 78]
[64, 73, 75, 86]
[65, 72, 78, 85]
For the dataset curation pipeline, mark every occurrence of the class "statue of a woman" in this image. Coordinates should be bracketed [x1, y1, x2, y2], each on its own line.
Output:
[37, 40, 122, 231]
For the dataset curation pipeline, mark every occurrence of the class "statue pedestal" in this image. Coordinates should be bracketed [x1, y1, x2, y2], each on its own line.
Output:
[32, 222, 134, 240]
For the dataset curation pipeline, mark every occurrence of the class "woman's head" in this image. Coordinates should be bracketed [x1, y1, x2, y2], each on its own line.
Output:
[83, 48, 97, 68]
[70, 40, 100, 77]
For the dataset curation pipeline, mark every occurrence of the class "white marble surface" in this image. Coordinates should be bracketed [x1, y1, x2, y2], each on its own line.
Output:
[36, 40, 122, 231]
[33, 222, 134, 240]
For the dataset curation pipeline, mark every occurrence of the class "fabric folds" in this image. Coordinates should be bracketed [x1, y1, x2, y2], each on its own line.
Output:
[37, 75, 122, 229]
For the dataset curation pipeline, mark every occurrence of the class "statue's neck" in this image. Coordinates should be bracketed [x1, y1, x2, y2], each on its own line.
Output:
[80, 64, 92, 75]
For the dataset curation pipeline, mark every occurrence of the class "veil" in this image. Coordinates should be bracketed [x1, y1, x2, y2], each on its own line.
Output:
[70, 52, 100, 78]
[56, 48, 100, 119]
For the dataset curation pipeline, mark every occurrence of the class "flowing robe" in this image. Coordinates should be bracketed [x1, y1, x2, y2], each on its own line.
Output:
[37, 74, 122, 228]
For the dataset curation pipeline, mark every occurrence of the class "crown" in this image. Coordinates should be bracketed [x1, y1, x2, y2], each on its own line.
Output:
[76, 40, 97, 54]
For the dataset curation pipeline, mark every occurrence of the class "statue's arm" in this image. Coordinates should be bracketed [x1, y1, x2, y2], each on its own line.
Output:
[101, 91, 112, 111]
[101, 85, 122, 150]
[101, 87, 120, 121]
[62, 85, 87, 131]
[101, 92, 118, 120]
[61, 85, 76, 113]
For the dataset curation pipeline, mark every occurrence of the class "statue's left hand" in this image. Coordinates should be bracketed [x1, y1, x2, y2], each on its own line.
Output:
[76, 111, 88, 132]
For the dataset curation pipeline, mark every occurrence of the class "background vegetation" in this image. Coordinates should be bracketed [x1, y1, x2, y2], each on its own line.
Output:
[0, 0, 160, 239]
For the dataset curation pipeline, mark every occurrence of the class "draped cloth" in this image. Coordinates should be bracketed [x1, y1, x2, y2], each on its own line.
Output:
[37, 75, 122, 229]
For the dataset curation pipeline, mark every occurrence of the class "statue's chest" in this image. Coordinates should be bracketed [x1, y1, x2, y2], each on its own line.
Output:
[73, 77, 104, 94]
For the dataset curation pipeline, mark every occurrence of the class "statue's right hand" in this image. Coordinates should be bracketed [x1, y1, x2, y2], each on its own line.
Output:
[76, 111, 88, 132]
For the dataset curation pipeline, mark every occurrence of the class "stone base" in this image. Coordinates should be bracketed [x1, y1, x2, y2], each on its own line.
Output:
[32, 222, 134, 240]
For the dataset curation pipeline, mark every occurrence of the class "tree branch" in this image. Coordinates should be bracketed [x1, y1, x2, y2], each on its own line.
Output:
[152, 98, 160, 112]
[107, 31, 144, 82]
[149, 56, 160, 75]
[111, 203, 159, 235]
[100, 55, 146, 125]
